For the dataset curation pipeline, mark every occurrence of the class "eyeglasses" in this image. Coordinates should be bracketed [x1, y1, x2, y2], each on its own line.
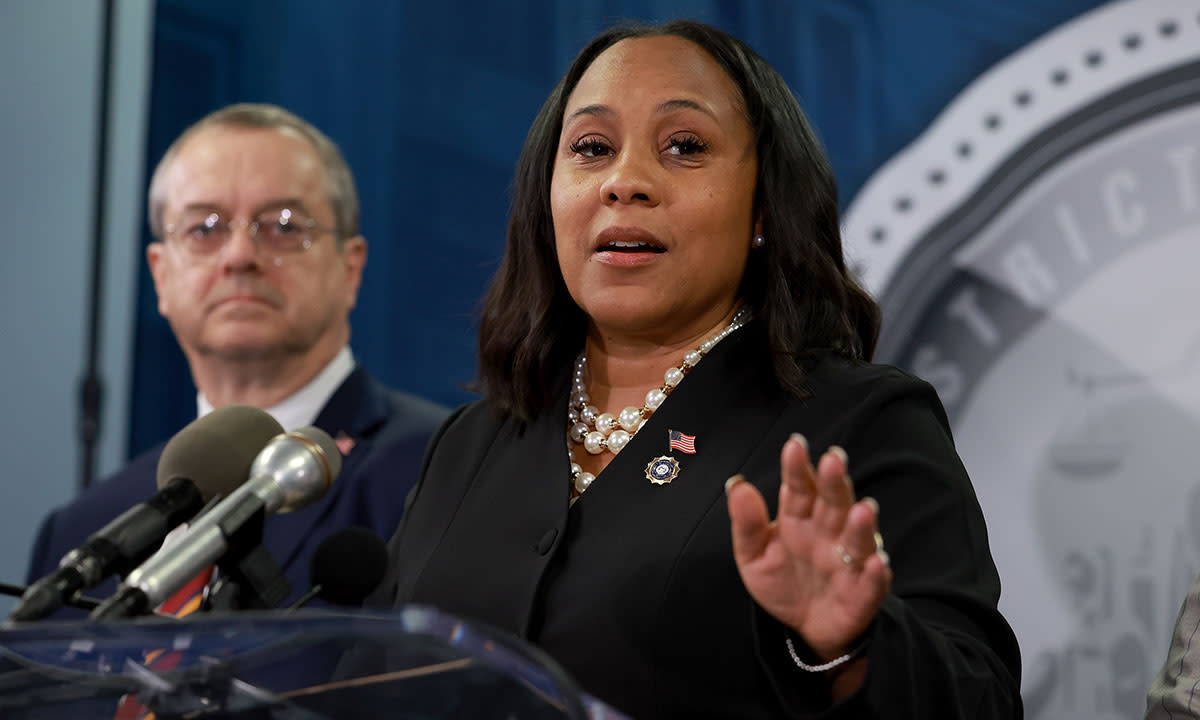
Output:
[163, 208, 336, 262]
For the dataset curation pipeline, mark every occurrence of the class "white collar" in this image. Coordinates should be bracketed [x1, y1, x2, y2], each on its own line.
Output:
[196, 346, 356, 431]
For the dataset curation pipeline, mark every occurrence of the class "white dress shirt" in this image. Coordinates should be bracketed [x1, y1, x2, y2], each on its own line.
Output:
[196, 346, 355, 430]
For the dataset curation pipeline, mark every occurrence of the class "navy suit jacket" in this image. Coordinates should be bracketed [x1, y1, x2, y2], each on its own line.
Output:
[26, 366, 448, 615]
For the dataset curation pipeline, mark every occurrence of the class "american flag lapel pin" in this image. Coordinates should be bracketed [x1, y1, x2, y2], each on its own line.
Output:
[645, 429, 695, 485]
[334, 430, 357, 456]
[669, 429, 697, 455]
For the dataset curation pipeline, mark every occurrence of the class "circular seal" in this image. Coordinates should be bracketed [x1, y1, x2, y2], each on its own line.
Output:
[843, 3, 1200, 719]
[645, 456, 681, 485]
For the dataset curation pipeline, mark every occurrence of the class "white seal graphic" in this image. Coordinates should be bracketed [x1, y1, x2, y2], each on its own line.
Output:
[843, 2, 1200, 717]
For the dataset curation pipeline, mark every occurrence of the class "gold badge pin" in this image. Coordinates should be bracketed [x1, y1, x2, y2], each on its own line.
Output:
[645, 456, 681, 485]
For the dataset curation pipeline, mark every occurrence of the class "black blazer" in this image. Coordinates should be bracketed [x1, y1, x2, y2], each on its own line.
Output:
[27, 366, 448, 614]
[372, 331, 1022, 718]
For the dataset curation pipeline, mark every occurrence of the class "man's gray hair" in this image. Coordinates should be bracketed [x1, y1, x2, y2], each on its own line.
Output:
[146, 103, 360, 245]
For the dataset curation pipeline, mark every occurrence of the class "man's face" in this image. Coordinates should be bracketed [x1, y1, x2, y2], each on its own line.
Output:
[147, 125, 365, 366]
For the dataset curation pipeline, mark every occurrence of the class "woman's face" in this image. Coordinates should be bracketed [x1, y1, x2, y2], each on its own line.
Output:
[551, 35, 760, 344]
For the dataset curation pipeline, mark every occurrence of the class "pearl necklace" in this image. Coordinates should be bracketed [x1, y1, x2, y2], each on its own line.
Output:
[567, 307, 751, 500]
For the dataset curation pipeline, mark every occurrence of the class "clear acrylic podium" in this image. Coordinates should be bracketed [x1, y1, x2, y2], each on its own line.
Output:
[0, 606, 628, 719]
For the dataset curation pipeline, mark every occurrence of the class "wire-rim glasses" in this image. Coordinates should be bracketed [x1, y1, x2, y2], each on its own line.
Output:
[163, 207, 336, 264]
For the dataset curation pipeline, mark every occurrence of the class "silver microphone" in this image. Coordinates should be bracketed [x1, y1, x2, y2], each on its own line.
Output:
[9, 405, 283, 623]
[89, 426, 341, 620]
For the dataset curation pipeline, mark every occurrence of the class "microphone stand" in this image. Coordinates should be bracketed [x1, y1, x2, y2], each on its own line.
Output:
[90, 497, 291, 620]
[0, 582, 101, 613]
[206, 505, 289, 613]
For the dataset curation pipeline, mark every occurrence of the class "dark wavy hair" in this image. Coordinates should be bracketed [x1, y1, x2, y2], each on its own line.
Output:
[478, 20, 880, 421]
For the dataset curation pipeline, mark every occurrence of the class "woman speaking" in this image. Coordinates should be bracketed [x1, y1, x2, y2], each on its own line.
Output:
[370, 19, 1022, 719]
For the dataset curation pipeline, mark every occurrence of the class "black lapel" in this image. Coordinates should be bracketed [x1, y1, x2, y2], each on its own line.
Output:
[568, 328, 788, 518]
[410, 392, 571, 635]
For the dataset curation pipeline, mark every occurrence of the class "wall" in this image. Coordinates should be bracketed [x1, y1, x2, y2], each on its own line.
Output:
[0, 0, 153, 611]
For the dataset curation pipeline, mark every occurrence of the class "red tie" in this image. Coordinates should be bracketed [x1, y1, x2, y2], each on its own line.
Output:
[112, 566, 214, 720]
[156, 565, 213, 618]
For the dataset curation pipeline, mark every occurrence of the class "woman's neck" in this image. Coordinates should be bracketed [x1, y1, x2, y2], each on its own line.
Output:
[581, 304, 741, 414]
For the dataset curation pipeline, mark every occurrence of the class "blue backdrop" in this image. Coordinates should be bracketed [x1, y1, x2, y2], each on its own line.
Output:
[129, 0, 1107, 456]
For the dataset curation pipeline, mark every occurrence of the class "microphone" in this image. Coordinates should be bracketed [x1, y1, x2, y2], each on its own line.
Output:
[0, 581, 102, 611]
[9, 405, 283, 623]
[89, 426, 342, 621]
[287, 526, 389, 610]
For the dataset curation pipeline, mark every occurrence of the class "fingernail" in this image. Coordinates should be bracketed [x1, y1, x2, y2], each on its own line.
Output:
[725, 475, 744, 494]
[864, 497, 879, 515]
[877, 550, 890, 567]
[828, 445, 848, 464]
[789, 433, 808, 451]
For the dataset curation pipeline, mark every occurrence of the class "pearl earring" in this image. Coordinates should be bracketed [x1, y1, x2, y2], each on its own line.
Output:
[752, 234, 765, 248]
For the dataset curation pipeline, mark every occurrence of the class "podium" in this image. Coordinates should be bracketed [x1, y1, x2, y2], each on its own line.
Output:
[0, 606, 629, 719]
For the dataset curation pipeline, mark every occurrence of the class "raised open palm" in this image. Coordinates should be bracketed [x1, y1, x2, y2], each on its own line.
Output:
[727, 434, 892, 661]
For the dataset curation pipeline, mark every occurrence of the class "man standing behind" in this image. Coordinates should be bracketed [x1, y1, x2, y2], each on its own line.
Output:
[26, 103, 447, 612]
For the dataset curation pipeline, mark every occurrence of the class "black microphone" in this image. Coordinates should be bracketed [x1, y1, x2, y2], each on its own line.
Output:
[9, 405, 283, 623]
[0, 581, 102, 611]
[286, 526, 389, 611]
[89, 426, 342, 621]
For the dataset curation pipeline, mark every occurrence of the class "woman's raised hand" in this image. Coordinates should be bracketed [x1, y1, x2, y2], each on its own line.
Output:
[726, 434, 891, 662]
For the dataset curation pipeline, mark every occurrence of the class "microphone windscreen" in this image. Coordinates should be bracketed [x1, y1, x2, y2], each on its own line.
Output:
[156, 405, 284, 499]
[309, 526, 388, 607]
